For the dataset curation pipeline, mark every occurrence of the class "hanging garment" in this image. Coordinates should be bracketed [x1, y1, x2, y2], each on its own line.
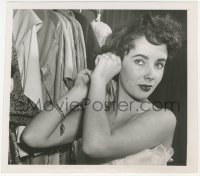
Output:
[51, 11, 79, 165]
[9, 36, 41, 164]
[36, 10, 69, 164]
[10, 36, 41, 127]
[73, 18, 87, 72]
[36, 10, 84, 164]
[9, 43, 22, 165]
[53, 11, 77, 93]
[91, 18, 112, 47]
[74, 10, 97, 23]
[9, 124, 22, 164]
[54, 10, 78, 84]
[12, 9, 45, 161]
[13, 9, 44, 110]
[53, 10, 87, 165]
[37, 10, 77, 103]
[55, 10, 87, 73]
[73, 11, 101, 70]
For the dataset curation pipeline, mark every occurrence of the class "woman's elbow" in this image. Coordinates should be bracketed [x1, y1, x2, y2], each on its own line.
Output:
[21, 130, 41, 148]
[82, 139, 107, 158]
[83, 141, 98, 157]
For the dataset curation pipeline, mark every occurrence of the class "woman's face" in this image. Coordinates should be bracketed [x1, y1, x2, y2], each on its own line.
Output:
[119, 36, 168, 101]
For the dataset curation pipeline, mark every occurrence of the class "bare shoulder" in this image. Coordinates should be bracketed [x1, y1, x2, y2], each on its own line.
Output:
[141, 108, 177, 130]
[129, 108, 177, 146]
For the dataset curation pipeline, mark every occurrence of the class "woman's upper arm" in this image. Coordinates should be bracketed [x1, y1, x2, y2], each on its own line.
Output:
[45, 109, 83, 146]
[87, 109, 176, 158]
[22, 109, 83, 148]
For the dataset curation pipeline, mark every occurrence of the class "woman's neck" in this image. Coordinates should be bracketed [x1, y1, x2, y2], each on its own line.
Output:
[113, 80, 151, 119]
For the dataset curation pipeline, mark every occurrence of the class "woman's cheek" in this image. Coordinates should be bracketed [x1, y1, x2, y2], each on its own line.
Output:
[155, 71, 164, 85]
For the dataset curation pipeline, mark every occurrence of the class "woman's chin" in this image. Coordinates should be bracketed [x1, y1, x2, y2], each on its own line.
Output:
[129, 94, 149, 102]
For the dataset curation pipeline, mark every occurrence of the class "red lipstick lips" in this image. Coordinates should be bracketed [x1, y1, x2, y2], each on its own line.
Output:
[138, 84, 153, 92]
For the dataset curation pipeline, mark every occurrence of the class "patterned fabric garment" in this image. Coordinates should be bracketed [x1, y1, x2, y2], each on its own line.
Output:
[9, 37, 41, 164]
[9, 124, 22, 164]
[12, 9, 46, 160]
[10, 37, 41, 127]
[11, 27, 72, 165]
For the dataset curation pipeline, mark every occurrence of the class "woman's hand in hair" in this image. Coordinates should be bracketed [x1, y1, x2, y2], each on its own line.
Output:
[92, 52, 121, 84]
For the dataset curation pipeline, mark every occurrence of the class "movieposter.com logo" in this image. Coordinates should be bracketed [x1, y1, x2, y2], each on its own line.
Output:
[29, 98, 181, 113]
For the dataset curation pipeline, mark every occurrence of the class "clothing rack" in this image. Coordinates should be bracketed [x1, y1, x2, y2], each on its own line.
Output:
[10, 9, 101, 165]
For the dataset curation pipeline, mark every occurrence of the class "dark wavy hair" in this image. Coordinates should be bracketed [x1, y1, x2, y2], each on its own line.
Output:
[102, 13, 183, 59]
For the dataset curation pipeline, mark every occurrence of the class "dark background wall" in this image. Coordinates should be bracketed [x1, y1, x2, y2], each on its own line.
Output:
[81, 9, 187, 165]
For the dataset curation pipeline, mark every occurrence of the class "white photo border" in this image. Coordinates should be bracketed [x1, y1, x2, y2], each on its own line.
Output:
[1, 1, 198, 173]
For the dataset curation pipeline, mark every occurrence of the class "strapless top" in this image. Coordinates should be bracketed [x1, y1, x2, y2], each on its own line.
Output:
[72, 139, 174, 165]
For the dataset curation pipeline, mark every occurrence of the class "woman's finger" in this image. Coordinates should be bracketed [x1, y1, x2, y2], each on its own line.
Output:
[102, 53, 112, 61]
[84, 69, 92, 76]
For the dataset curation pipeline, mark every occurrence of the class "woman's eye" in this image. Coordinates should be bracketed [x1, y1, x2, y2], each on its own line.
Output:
[134, 59, 144, 65]
[155, 63, 165, 69]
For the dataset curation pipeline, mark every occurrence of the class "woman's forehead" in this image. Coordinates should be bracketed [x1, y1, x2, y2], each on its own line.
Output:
[129, 36, 168, 59]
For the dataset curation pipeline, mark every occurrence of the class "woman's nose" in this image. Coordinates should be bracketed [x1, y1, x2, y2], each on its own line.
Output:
[144, 65, 155, 81]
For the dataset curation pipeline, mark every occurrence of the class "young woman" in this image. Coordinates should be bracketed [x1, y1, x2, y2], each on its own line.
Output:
[74, 13, 183, 165]
[22, 13, 182, 165]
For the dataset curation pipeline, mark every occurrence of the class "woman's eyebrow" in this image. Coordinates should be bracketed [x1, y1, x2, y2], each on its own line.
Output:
[133, 54, 167, 61]
[132, 54, 149, 60]
[157, 58, 167, 62]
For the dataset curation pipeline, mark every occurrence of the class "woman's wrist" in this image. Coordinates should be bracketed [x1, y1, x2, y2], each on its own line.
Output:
[56, 86, 86, 108]
[73, 84, 88, 98]
[91, 75, 107, 86]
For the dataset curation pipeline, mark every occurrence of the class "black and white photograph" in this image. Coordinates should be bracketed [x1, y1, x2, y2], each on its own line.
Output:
[1, 1, 198, 174]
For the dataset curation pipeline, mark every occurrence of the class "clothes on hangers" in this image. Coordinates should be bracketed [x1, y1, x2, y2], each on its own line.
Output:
[55, 10, 81, 75]
[47, 11, 78, 164]
[55, 10, 87, 78]
[36, 10, 87, 164]
[10, 35, 40, 129]
[76, 10, 97, 23]
[37, 10, 70, 103]
[12, 9, 45, 160]
[13, 10, 44, 110]
[9, 36, 41, 164]
[35, 10, 73, 164]
[10, 9, 115, 165]
[37, 10, 87, 104]
[9, 125, 22, 164]
[73, 11, 101, 70]
[91, 19, 112, 47]
[53, 11, 77, 93]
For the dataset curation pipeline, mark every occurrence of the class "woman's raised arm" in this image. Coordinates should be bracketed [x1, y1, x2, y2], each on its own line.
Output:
[21, 69, 91, 148]
[82, 53, 176, 159]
